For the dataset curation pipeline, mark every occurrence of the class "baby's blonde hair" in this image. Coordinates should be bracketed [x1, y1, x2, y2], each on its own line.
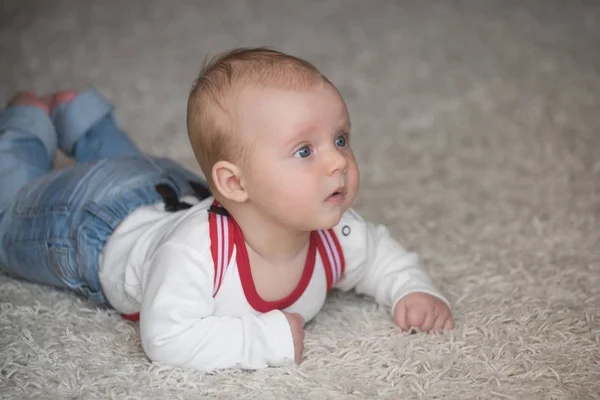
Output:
[187, 47, 332, 190]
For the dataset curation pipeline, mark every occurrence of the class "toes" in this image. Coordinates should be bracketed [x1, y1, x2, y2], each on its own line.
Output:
[7, 91, 37, 107]
[54, 90, 78, 106]
[7, 91, 51, 114]
[47, 90, 78, 114]
[37, 94, 55, 111]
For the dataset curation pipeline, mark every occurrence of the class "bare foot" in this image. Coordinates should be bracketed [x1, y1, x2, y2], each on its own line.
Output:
[7, 91, 51, 114]
[54, 90, 78, 105]
[40, 90, 78, 115]
[36, 94, 55, 114]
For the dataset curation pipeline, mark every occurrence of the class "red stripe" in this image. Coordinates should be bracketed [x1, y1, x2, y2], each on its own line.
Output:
[209, 202, 220, 290]
[226, 217, 234, 261]
[123, 312, 140, 322]
[211, 203, 234, 296]
[219, 214, 234, 293]
[328, 228, 345, 280]
[316, 231, 334, 290]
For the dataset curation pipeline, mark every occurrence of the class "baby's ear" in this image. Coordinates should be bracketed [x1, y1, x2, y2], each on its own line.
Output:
[212, 161, 248, 203]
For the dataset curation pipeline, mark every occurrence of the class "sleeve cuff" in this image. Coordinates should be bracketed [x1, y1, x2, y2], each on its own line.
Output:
[256, 310, 296, 366]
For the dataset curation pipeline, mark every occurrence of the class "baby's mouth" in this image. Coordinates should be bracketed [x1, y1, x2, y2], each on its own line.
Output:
[326, 186, 346, 203]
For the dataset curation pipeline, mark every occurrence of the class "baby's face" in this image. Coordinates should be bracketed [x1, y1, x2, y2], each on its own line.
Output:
[237, 83, 360, 231]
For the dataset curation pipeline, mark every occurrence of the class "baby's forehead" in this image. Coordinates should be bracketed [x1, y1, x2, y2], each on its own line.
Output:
[234, 80, 336, 102]
[235, 83, 348, 127]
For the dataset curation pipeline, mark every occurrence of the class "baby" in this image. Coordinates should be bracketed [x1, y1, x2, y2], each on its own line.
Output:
[0, 48, 453, 372]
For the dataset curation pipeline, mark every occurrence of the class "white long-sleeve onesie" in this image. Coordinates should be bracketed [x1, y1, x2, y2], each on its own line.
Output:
[98, 196, 448, 372]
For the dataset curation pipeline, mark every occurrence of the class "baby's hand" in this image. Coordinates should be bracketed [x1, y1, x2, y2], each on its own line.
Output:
[393, 292, 454, 333]
[282, 311, 305, 364]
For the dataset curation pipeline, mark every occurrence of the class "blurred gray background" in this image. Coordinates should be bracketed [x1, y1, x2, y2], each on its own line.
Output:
[1, 1, 599, 399]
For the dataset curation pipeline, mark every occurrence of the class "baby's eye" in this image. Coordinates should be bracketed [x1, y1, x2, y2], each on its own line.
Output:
[335, 134, 348, 148]
[293, 146, 312, 158]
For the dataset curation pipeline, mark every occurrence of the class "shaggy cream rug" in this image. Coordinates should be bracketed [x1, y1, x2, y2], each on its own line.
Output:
[1, 1, 599, 399]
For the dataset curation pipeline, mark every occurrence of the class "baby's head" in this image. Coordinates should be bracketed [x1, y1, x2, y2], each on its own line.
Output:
[187, 48, 359, 230]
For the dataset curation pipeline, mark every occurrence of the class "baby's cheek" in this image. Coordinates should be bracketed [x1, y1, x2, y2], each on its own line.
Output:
[348, 163, 360, 192]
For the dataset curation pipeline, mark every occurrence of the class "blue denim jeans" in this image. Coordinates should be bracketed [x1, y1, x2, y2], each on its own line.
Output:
[0, 88, 208, 304]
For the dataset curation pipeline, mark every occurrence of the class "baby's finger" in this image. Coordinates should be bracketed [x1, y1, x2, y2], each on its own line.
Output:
[394, 301, 409, 331]
[433, 314, 448, 332]
[444, 316, 455, 331]
[421, 309, 436, 332]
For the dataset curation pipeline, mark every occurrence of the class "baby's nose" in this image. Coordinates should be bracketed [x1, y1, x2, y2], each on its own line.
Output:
[326, 149, 348, 176]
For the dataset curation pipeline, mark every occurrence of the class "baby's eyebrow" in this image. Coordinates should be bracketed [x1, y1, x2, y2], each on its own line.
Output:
[336, 118, 351, 134]
[284, 114, 351, 146]
[336, 111, 351, 128]
[284, 126, 313, 148]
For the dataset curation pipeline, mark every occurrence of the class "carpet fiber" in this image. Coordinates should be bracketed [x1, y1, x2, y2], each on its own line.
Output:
[1, 1, 599, 399]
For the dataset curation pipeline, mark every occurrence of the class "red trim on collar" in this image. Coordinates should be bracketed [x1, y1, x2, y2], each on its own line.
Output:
[234, 222, 318, 313]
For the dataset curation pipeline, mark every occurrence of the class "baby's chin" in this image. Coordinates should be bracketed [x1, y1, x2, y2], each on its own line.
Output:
[310, 210, 346, 231]
[290, 203, 351, 232]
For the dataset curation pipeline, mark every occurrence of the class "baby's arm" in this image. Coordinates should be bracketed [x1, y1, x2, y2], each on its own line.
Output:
[138, 243, 296, 372]
[336, 212, 453, 332]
